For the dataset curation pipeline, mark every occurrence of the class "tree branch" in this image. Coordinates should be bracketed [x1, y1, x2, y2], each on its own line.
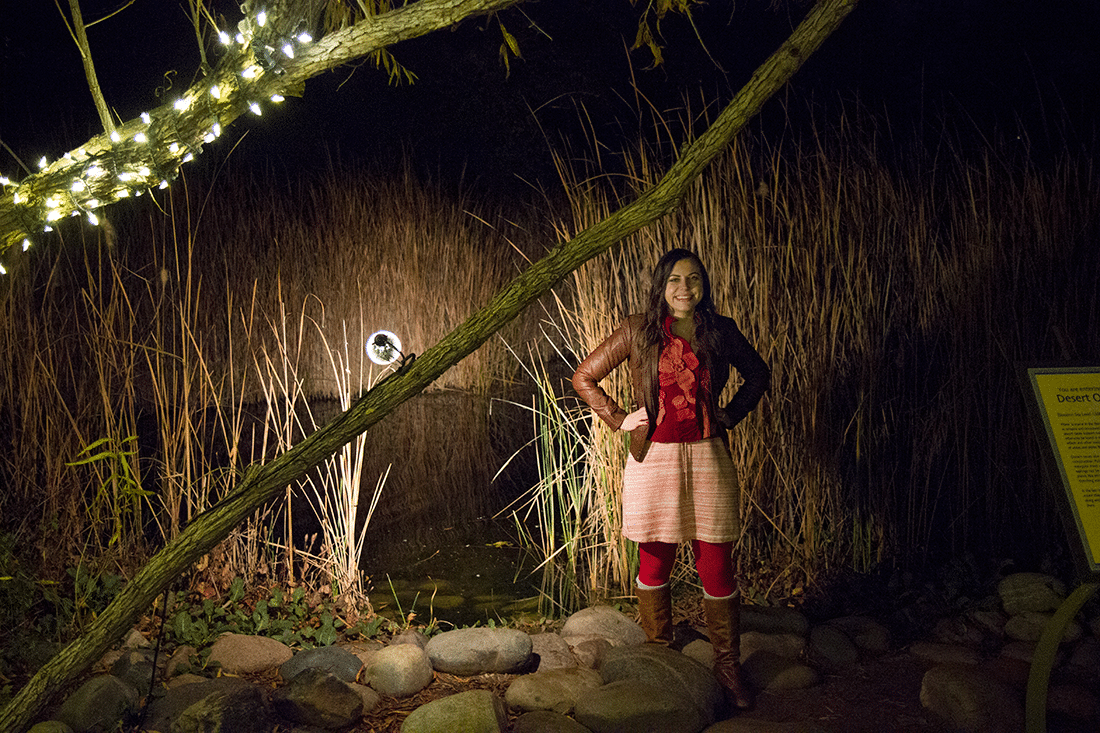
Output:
[0, 0, 858, 728]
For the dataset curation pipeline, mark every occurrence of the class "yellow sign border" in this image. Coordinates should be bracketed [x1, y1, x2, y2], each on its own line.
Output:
[1026, 366, 1100, 573]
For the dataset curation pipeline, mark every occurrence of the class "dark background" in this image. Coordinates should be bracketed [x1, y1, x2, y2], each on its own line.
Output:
[2, 0, 1099, 193]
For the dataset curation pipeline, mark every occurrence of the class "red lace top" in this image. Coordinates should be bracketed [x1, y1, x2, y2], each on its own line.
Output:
[650, 316, 713, 443]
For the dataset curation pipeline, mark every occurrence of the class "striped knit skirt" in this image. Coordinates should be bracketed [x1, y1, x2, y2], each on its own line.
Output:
[621, 436, 740, 544]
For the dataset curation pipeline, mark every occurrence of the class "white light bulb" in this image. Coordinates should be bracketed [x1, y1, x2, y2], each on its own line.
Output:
[38, 157, 47, 169]
[159, 180, 169, 189]
[117, 190, 130, 198]
[250, 102, 262, 115]
[257, 10, 267, 26]
[242, 66, 259, 79]
[0, 176, 9, 186]
[169, 143, 180, 154]
[213, 122, 222, 136]
[13, 191, 23, 204]
[271, 94, 284, 102]
[298, 32, 313, 43]
[22, 239, 31, 251]
[141, 112, 151, 124]
[138, 166, 151, 177]
[43, 226, 53, 232]
[183, 153, 194, 163]
[135, 132, 148, 143]
[204, 133, 216, 143]
[219, 31, 231, 44]
[210, 85, 222, 99]
[282, 43, 294, 59]
[236, 32, 245, 44]
[47, 210, 63, 222]
[174, 98, 190, 111]
[110, 131, 121, 142]
[71, 180, 86, 192]
[87, 199, 99, 208]
[88, 212, 99, 226]
[0, 265, 7, 275]
[87, 166, 105, 177]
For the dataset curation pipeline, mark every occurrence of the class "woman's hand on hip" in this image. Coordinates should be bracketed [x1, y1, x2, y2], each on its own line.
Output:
[620, 408, 649, 432]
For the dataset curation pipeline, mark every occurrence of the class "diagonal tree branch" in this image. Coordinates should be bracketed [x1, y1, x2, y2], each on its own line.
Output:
[0, 0, 858, 729]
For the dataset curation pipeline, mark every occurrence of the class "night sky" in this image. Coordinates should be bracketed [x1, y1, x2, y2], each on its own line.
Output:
[2, 1, 1099, 194]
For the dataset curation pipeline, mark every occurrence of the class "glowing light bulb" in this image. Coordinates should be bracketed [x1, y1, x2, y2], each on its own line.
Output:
[210, 85, 222, 99]
[204, 132, 216, 143]
[250, 102, 262, 115]
[367, 331, 404, 365]
[257, 10, 267, 26]
[111, 131, 121, 142]
[38, 157, 47, 169]
[13, 191, 24, 204]
[87, 166, 106, 177]
[282, 43, 294, 58]
[182, 153, 194, 163]
[298, 32, 312, 43]
[236, 32, 245, 44]
[242, 66, 259, 79]
[134, 132, 148, 143]
[141, 112, 151, 124]
[138, 166, 151, 177]
[46, 210, 63, 222]
[43, 226, 53, 232]
[117, 190, 130, 198]
[213, 122, 222, 136]
[219, 30, 231, 44]
[159, 181, 169, 189]
[271, 94, 284, 103]
[174, 98, 190, 111]
[88, 212, 99, 226]
[0, 176, 9, 186]
[71, 180, 87, 192]
[23, 239, 31, 251]
[87, 199, 100, 208]
[0, 265, 7, 275]
[169, 142, 180, 154]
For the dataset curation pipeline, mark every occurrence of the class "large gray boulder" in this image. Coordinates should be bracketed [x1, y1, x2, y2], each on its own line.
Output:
[144, 677, 258, 733]
[400, 689, 507, 733]
[279, 644, 363, 682]
[271, 667, 363, 728]
[505, 667, 603, 714]
[170, 682, 272, 733]
[561, 606, 646, 647]
[425, 627, 533, 675]
[574, 679, 705, 733]
[599, 644, 723, 727]
[207, 633, 293, 674]
[997, 572, 1065, 615]
[55, 674, 139, 733]
[920, 664, 1024, 733]
[366, 644, 434, 697]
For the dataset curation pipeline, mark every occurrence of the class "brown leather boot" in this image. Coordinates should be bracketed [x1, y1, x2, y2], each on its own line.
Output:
[635, 583, 673, 647]
[703, 592, 754, 710]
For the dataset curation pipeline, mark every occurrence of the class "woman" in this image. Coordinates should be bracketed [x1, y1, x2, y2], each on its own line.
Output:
[572, 248, 770, 709]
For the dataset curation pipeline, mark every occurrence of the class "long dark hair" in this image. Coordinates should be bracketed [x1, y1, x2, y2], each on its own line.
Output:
[634, 248, 723, 429]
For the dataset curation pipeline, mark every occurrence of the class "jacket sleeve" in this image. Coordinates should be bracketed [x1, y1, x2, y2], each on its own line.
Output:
[571, 318, 634, 431]
[718, 319, 770, 428]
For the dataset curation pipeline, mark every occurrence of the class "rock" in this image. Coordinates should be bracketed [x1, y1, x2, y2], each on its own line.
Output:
[166, 673, 210, 689]
[920, 664, 1024, 733]
[425, 627, 533, 675]
[122, 628, 151, 649]
[682, 638, 714, 669]
[966, 608, 1008, 637]
[26, 723, 74, 733]
[170, 685, 271, 733]
[908, 641, 980, 666]
[400, 689, 507, 733]
[271, 668, 364, 728]
[531, 632, 576, 671]
[1048, 682, 1100, 720]
[207, 633, 293, 674]
[740, 651, 820, 691]
[1004, 611, 1082, 643]
[390, 629, 430, 649]
[366, 644, 434, 697]
[740, 605, 809, 636]
[740, 631, 805, 661]
[561, 606, 646, 647]
[505, 667, 603, 714]
[110, 649, 157, 692]
[569, 637, 612, 669]
[599, 644, 723, 727]
[574, 679, 704, 733]
[702, 719, 831, 732]
[350, 682, 382, 714]
[806, 624, 859, 672]
[279, 644, 363, 682]
[825, 616, 891, 654]
[513, 710, 594, 733]
[998, 572, 1065, 615]
[342, 639, 384, 672]
[144, 677, 260, 733]
[55, 674, 139, 733]
[165, 645, 197, 679]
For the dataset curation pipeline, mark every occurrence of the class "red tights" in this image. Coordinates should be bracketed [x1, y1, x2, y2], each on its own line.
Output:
[637, 540, 737, 598]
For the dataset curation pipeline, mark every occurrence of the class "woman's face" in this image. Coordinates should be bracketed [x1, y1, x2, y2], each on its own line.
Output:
[663, 257, 704, 319]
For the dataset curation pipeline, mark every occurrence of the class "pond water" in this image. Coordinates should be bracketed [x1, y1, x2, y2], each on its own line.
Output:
[360, 517, 545, 629]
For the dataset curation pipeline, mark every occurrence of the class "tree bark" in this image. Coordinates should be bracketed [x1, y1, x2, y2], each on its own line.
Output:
[0, 0, 858, 729]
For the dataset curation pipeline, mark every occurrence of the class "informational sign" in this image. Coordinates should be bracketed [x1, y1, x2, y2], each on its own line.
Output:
[1026, 367, 1100, 572]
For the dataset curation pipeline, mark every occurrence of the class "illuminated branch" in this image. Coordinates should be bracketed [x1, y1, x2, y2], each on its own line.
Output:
[0, 0, 522, 272]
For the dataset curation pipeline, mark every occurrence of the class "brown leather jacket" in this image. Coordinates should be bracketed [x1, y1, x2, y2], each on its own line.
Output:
[572, 313, 770, 463]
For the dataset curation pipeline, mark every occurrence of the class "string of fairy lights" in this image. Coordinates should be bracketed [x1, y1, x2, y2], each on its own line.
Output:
[0, 6, 314, 275]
